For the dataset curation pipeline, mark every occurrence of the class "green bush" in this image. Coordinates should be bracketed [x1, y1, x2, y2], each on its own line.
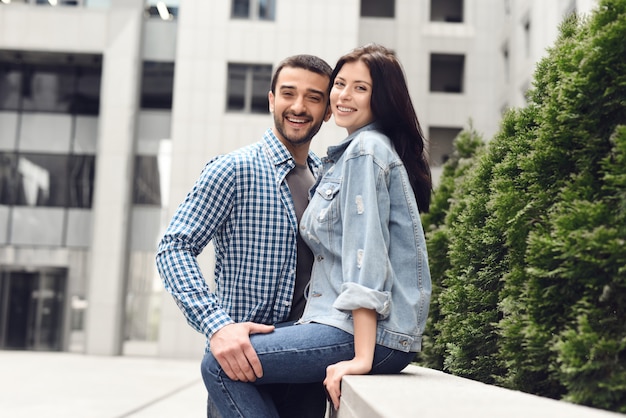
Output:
[423, 0, 626, 411]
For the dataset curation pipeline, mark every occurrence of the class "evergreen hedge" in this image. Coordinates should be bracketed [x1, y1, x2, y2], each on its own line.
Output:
[419, 0, 626, 412]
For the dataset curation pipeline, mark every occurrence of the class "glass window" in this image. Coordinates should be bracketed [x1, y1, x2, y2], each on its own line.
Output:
[226, 63, 246, 110]
[430, 53, 465, 93]
[360, 0, 394, 18]
[0, 64, 22, 111]
[15, 154, 68, 207]
[231, 0, 275, 20]
[21, 65, 76, 113]
[226, 63, 271, 113]
[73, 66, 101, 115]
[258, 0, 275, 20]
[232, 0, 250, 18]
[140, 61, 175, 109]
[0, 153, 19, 206]
[144, 0, 179, 20]
[251, 65, 272, 112]
[0, 50, 102, 115]
[430, 0, 464, 23]
[68, 155, 95, 208]
[0, 152, 94, 208]
[133, 155, 161, 206]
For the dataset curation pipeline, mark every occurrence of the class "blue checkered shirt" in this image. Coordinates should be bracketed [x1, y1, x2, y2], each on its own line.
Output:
[156, 129, 321, 349]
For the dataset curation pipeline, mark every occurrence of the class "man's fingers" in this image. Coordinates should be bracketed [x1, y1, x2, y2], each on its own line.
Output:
[209, 322, 273, 382]
[248, 323, 275, 335]
[242, 343, 263, 379]
[216, 351, 255, 382]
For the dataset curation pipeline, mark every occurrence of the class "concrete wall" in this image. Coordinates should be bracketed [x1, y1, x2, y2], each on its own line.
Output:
[336, 365, 623, 418]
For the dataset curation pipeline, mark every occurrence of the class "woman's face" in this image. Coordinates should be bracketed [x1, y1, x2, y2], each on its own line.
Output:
[330, 60, 375, 135]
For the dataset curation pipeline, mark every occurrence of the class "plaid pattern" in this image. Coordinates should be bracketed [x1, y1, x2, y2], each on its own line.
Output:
[156, 129, 321, 348]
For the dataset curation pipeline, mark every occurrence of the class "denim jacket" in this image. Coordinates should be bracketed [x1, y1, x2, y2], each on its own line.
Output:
[298, 123, 431, 352]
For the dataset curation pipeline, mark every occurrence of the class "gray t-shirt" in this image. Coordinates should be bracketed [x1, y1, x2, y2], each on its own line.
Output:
[285, 163, 315, 321]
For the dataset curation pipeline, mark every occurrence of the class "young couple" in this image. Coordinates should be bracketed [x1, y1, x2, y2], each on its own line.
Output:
[156, 43, 432, 418]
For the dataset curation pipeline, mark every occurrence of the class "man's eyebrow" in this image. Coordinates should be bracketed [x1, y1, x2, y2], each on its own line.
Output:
[307, 88, 326, 96]
[278, 85, 326, 97]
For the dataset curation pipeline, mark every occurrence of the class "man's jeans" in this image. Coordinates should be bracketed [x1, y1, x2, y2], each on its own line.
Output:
[206, 382, 326, 418]
[201, 323, 415, 418]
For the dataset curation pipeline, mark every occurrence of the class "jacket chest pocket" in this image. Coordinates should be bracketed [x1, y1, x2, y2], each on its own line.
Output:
[313, 179, 341, 223]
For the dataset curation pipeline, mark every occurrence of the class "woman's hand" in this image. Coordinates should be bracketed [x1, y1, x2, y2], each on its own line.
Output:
[324, 358, 372, 410]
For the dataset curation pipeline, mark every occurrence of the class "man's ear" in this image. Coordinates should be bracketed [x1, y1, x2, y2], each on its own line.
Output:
[323, 104, 332, 122]
[268, 91, 275, 113]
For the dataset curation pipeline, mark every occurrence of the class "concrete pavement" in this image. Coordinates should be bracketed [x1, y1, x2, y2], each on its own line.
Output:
[0, 350, 206, 418]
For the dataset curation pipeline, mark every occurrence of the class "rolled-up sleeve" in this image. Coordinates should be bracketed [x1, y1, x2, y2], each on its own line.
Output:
[333, 282, 391, 319]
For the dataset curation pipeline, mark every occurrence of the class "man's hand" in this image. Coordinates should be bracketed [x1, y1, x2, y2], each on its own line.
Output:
[209, 322, 275, 382]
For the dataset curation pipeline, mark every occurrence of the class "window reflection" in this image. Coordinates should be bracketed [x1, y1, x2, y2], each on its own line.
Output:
[0, 65, 21, 110]
[0, 50, 102, 115]
[16, 154, 65, 207]
[258, 0, 275, 20]
[141, 61, 175, 109]
[232, 0, 249, 18]
[0, 153, 18, 205]
[21, 67, 74, 112]
[226, 63, 271, 113]
[69, 155, 95, 208]
[133, 155, 161, 205]
[0, 152, 94, 208]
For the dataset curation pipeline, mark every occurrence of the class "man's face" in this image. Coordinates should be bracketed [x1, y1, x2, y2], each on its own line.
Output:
[268, 67, 331, 150]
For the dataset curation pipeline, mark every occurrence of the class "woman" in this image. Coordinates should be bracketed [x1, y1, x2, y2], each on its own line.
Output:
[202, 43, 432, 417]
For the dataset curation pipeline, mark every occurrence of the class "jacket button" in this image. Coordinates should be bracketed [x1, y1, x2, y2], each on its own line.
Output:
[316, 255, 324, 262]
[325, 189, 332, 196]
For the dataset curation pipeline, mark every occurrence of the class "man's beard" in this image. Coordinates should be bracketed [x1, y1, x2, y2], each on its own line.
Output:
[274, 111, 323, 147]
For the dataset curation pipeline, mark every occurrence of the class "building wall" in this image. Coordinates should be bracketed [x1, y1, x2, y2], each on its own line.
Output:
[0, 0, 599, 359]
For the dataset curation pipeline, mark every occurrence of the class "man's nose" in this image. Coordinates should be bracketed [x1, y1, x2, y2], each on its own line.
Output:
[291, 96, 306, 114]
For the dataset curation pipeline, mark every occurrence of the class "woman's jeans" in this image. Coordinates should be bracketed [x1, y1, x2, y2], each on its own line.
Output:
[201, 323, 415, 418]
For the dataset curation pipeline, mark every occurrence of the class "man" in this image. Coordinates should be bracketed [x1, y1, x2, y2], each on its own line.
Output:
[156, 54, 332, 417]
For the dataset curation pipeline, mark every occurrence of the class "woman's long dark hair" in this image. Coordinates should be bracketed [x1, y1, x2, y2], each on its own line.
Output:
[331, 44, 432, 212]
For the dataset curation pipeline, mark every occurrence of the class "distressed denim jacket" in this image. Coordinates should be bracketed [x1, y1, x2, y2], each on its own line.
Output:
[298, 122, 431, 352]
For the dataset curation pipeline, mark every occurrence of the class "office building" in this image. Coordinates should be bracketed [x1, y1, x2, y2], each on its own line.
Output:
[0, 0, 597, 358]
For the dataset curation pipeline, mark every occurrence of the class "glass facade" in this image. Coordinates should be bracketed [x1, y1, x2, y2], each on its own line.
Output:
[0, 50, 101, 247]
[226, 63, 272, 113]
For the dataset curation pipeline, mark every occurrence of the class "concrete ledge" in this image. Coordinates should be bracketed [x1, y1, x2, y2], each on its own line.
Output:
[336, 365, 623, 418]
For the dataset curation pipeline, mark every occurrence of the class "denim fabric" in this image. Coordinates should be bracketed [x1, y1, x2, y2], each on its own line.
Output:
[298, 123, 431, 353]
[201, 323, 415, 418]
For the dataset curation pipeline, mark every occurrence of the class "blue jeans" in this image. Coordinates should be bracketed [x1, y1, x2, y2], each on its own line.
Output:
[201, 323, 415, 418]
[206, 382, 326, 418]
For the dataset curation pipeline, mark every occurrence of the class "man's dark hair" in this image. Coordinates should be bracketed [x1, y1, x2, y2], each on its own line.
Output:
[270, 54, 332, 93]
